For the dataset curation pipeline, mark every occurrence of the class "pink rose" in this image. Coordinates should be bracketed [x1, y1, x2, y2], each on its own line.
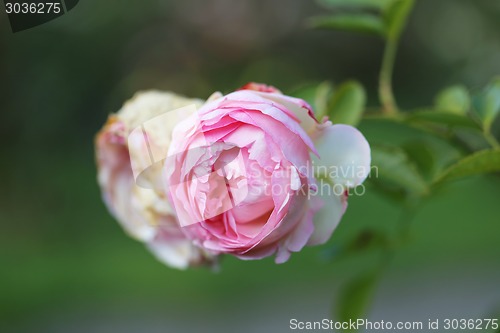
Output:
[164, 83, 371, 263]
[96, 83, 371, 268]
[95, 91, 215, 269]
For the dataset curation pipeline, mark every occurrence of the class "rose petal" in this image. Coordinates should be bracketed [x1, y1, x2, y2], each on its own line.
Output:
[313, 124, 371, 187]
[307, 189, 346, 246]
[252, 91, 318, 135]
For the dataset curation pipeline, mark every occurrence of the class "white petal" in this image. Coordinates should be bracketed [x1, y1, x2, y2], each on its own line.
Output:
[118, 90, 203, 130]
[128, 104, 199, 189]
[313, 124, 371, 187]
[206, 91, 223, 102]
[307, 189, 346, 246]
[147, 239, 194, 270]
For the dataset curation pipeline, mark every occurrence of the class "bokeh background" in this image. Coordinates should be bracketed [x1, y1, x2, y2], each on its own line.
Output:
[1, 0, 500, 332]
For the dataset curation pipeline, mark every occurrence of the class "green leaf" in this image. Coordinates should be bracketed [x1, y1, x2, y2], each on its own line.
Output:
[314, 82, 334, 120]
[454, 130, 492, 151]
[402, 141, 437, 180]
[406, 110, 481, 130]
[309, 14, 386, 36]
[337, 271, 379, 330]
[383, 0, 414, 41]
[327, 81, 366, 126]
[472, 77, 500, 131]
[291, 85, 317, 107]
[435, 85, 471, 115]
[317, 0, 395, 11]
[371, 145, 429, 196]
[403, 138, 466, 183]
[366, 177, 407, 203]
[434, 149, 500, 184]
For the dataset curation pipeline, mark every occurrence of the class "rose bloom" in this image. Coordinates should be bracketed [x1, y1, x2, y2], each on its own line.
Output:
[164, 83, 370, 263]
[95, 91, 216, 269]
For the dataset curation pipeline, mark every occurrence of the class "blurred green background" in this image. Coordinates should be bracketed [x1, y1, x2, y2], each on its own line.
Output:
[1, 0, 499, 332]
